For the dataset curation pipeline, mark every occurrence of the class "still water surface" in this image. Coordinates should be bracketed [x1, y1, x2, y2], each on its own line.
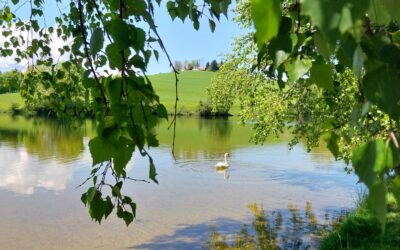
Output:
[0, 115, 359, 249]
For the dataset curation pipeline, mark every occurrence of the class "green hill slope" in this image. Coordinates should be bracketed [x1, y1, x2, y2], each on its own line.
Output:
[149, 70, 215, 114]
[0, 93, 23, 112]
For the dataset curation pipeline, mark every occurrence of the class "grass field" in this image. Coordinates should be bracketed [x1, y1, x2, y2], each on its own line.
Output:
[0, 92, 24, 112]
[0, 71, 229, 114]
[149, 70, 215, 114]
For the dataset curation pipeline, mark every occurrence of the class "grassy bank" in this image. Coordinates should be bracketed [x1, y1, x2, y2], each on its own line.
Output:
[320, 193, 400, 250]
[0, 93, 24, 112]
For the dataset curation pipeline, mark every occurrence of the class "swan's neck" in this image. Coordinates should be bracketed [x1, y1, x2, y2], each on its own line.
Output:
[224, 155, 228, 164]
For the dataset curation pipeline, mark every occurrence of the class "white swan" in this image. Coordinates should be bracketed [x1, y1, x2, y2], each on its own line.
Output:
[215, 153, 230, 168]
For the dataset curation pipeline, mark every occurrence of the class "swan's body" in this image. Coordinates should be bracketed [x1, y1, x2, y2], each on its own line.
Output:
[215, 153, 230, 168]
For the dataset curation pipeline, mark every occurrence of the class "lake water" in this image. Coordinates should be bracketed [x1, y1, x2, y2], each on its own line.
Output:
[0, 115, 360, 249]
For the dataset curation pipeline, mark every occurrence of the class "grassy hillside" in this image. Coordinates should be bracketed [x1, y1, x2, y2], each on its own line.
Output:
[149, 70, 214, 114]
[0, 71, 219, 114]
[0, 93, 24, 112]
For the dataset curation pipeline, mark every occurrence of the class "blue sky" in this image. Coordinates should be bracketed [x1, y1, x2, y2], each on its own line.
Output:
[148, 5, 242, 74]
[4, 1, 243, 74]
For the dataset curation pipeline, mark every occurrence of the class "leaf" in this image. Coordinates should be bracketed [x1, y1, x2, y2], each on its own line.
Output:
[310, 61, 334, 90]
[122, 211, 134, 226]
[324, 131, 340, 159]
[193, 20, 200, 30]
[153, 50, 159, 61]
[251, 0, 282, 48]
[147, 133, 159, 147]
[112, 185, 122, 198]
[113, 137, 134, 176]
[363, 66, 400, 120]
[274, 51, 289, 69]
[313, 31, 332, 61]
[368, 0, 398, 24]
[90, 28, 104, 58]
[393, 176, 400, 205]
[352, 45, 364, 79]
[149, 159, 158, 184]
[351, 139, 393, 187]
[368, 182, 387, 232]
[106, 43, 123, 70]
[107, 19, 130, 49]
[176, 3, 189, 21]
[209, 19, 216, 32]
[156, 104, 168, 119]
[89, 194, 105, 223]
[88, 136, 115, 166]
[104, 196, 114, 219]
[285, 57, 312, 82]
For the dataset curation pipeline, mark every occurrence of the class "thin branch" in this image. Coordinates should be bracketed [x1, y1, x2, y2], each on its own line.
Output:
[126, 177, 150, 183]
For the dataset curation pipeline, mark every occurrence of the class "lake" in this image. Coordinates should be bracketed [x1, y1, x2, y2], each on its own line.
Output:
[0, 114, 360, 249]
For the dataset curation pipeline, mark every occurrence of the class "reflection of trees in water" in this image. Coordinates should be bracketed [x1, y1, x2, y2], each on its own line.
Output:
[0, 117, 91, 162]
[171, 118, 235, 160]
[206, 202, 348, 249]
[198, 117, 233, 141]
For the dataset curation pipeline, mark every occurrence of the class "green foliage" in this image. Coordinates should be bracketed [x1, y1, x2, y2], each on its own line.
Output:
[20, 63, 89, 118]
[197, 100, 213, 116]
[210, 60, 219, 71]
[0, 70, 22, 94]
[251, 0, 281, 48]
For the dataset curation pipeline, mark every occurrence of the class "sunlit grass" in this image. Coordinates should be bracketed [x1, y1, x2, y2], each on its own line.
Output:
[150, 70, 215, 114]
[0, 93, 24, 112]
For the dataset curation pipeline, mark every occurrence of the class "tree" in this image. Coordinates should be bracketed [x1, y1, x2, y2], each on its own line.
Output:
[173, 60, 183, 71]
[205, 61, 210, 70]
[210, 59, 219, 71]
[0, 0, 231, 225]
[0, 70, 22, 94]
[20, 63, 88, 118]
[191, 59, 200, 69]
[210, 0, 400, 229]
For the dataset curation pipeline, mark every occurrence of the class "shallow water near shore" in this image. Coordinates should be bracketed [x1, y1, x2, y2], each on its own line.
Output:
[0, 115, 359, 249]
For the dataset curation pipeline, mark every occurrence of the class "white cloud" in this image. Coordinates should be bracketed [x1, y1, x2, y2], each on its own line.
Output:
[0, 147, 74, 194]
[0, 24, 70, 72]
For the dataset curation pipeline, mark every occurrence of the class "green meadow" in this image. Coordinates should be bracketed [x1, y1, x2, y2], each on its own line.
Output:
[149, 70, 215, 114]
[0, 92, 24, 112]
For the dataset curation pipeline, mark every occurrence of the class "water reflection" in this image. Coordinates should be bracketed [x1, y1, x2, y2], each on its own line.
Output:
[0, 114, 358, 249]
[0, 115, 93, 163]
[215, 168, 230, 180]
[0, 147, 75, 194]
[206, 202, 348, 249]
[198, 117, 233, 140]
